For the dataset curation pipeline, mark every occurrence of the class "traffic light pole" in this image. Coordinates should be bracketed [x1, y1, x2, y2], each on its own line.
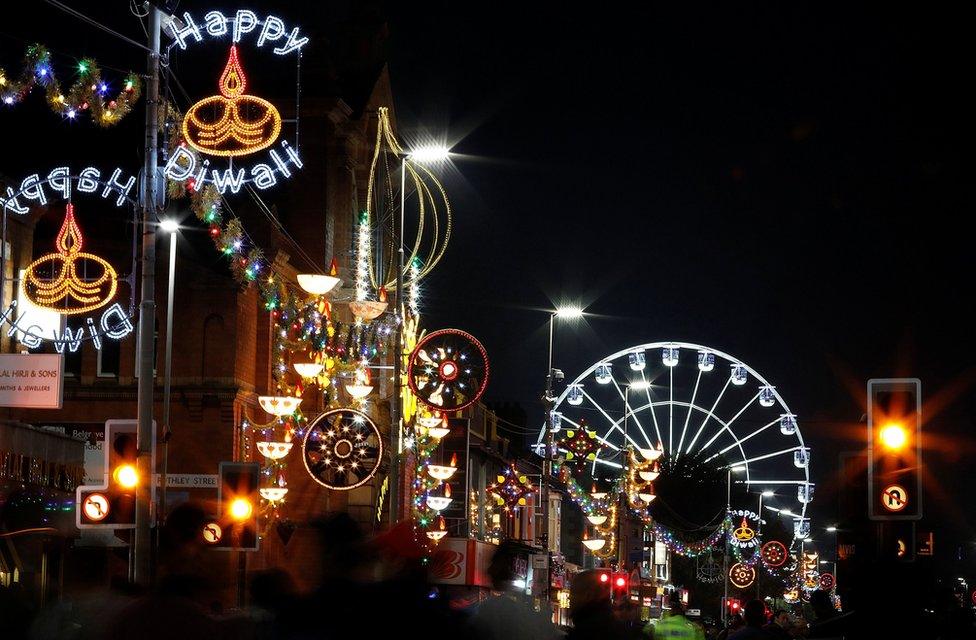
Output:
[133, 6, 162, 587]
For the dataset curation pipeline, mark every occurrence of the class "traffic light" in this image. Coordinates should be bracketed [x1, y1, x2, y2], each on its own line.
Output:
[868, 379, 922, 521]
[214, 462, 259, 551]
[611, 572, 629, 602]
[724, 597, 742, 616]
[593, 568, 612, 596]
[77, 422, 139, 529]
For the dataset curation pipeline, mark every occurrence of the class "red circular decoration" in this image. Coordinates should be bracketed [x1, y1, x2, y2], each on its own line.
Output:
[761, 540, 788, 568]
[819, 572, 835, 590]
[729, 562, 756, 589]
[408, 329, 489, 412]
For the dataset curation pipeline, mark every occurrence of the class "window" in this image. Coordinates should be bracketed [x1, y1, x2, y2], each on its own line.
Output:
[97, 337, 120, 377]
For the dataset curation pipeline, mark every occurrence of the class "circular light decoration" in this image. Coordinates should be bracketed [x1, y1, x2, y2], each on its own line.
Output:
[697, 554, 723, 584]
[302, 408, 383, 490]
[729, 562, 756, 589]
[819, 572, 836, 591]
[803, 571, 821, 591]
[761, 540, 788, 568]
[22, 203, 118, 315]
[557, 420, 599, 468]
[408, 329, 489, 412]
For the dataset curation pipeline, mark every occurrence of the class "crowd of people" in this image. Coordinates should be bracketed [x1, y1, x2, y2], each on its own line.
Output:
[2, 505, 974, 639]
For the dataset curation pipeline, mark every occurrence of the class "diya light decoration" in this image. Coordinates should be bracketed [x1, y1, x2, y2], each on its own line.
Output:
[488, 463, 534, 512]
[259, 487, 288, 502]
[22, 203, 118, 315]
[760, 540, 788, 568]
[556, 419, 599, 469]
[298, 258, 341, 296]
[427, 453, 458, 481]
[415, 412, 451, 439]
[581, 529, 607, 551]
[258, 395, 302, 417]
[344, 365, 374, 401]
[729, 562, 757, 589]
[426, 515, 447, 542]
[255, 441, 292, 460]
[732, 517, 756, 546]
[182, 46, 282, 157]
[348, 287, 388, 321]
[729, 509, 763, 548]
[626, 448, 659, 510]
[425, 483, 453, 512]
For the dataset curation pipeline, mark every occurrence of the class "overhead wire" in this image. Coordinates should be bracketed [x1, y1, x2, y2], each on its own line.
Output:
[42, 0, 153, 53]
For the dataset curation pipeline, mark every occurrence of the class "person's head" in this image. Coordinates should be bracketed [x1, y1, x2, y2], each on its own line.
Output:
[485, 540, 520, 591]
[810, 589, 834, 619]
[670, 598, 686, 617]
[773, 609, 790, 627]
[570, 570, 611, 620]
[743, 600, 765, 627]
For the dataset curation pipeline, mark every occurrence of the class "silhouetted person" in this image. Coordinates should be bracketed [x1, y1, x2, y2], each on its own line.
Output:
[728, 600, 768, 639]
[566, 569, 632, 640]
[762, 609, 791, 640]
[468, 540, 555, 640]
[807, 590, 853, 639]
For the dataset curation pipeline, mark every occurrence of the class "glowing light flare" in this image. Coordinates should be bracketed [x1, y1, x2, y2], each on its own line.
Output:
[113, 464, 138, 489]
[298, 273, 340, 295]
[879, 423, 908, 450]
[229, 497, 253, 520]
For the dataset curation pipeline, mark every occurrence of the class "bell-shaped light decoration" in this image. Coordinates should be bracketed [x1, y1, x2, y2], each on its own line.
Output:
[798, 483, 815, 504]
[780, 413, 798, 436]
[698, 350, 715, 372]
[662, 346, 679, 367]
[259, 487, 288, 502]
[638, 492, 656, 504]
[794, 519, 811, 540]
[567, 384, 584, 406]
[294, 362, 325, 379]
[794, 447, 810, 468]
[759, 385, 776, 407]
[256, 441, 293, 460]
[731, 364, 748, 386]
[258, 396, 302, 417]
[586, 513, 608, 526]
[629, 350, 646, 371]
[595, 363, 613, 385]
[426, 484, 453, 512]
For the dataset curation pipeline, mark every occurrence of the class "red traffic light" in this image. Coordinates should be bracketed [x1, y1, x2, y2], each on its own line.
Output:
[600, 573, 609, 583]
[615, 576, 626, 588]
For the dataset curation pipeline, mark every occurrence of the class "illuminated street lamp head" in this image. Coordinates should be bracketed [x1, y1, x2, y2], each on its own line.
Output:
[229, 497, 253, 521]
[554, 306, 584, 320]
[730, 466, 746, 474]
[762, 490, 775, 497]
[409, 146, 451, 162]
[113, 464, 138, 489]
[879, 423, 907, 450]
[826, 526, 838, 532]
[159, 219, 179, 233]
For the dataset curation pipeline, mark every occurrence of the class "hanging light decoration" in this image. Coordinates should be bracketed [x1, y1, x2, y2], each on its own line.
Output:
[586, 513, 608, 526]
[259, 487, 288, 502]
[256, 441, 292, 460]
[426, 483, 453, 512]
[345, 365, 374, 400]
[258, 396, 302, 416]
[293, 362, 325, 378]
[427, 453, 458, 481]
[297, 273, 340, 296]
[638, 442, 665, 461]
[556, 419, 599, 469]
[426, 515, 447, 542]
[582, 530, 607, 551]
[639, 462, 661, 483]
[488, 463, 534, 512]
[349, 287, 389, 321]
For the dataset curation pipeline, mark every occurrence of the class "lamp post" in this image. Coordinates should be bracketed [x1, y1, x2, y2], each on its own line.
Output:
[756, 490, 773, 598]
[723, 465, 746, 623]
[541, 306, 583, 615]
[158, 219, 178, 523]
[390, 146, 449, 526]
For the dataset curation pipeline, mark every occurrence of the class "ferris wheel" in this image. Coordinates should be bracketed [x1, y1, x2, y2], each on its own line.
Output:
[535, 341, 814, 527]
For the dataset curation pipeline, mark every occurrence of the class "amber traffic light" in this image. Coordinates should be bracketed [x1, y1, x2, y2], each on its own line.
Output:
[868, 379, 922, 521]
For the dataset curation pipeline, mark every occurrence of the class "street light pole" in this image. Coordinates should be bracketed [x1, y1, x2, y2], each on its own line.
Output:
[723, 468, 730, 624]
[540, 312, 556, 609]
[159, 221, 178, 523]
[387, 154, 407, 527]
[133, 5, 162, 587]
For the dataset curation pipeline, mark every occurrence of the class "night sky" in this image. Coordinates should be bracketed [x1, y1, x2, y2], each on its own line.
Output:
[3, 2, 973, 564]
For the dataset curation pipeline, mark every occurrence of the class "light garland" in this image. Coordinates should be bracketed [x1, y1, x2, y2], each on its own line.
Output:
[0, 44, 141, 126]
[183, 46, 282, 157]
[355, 211, 372, 303]
[21, 204, 118, 315]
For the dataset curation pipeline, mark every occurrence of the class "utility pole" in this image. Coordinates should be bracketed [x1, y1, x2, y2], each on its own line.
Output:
[133, 5, 162, 586]
[387, 155, 407, 527]
[539, 314, 557, 613]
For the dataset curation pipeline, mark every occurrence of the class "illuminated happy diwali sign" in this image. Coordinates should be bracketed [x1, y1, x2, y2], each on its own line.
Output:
[163, 10, 307, 194]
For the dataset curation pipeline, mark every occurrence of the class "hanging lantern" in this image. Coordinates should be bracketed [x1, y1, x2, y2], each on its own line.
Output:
[638, 442, 664, 461]
[586, 513, 608, 526]
[759, 385, 776, 407]
[256, 441, 293, 460]
[297, 272, 340, 296]
[639, 462, 660, 482]
[345, 366, 374, 400]
[426, 483, 453, 512]
[294, 362, 325, 378]
[590, 483, 608, 500]
[258, 396, 302, 416]
[427, 453, 459, 481]
[582, 530, 606, 551]
[426, 516, 447, 542]
[259, 487, 288, 502]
